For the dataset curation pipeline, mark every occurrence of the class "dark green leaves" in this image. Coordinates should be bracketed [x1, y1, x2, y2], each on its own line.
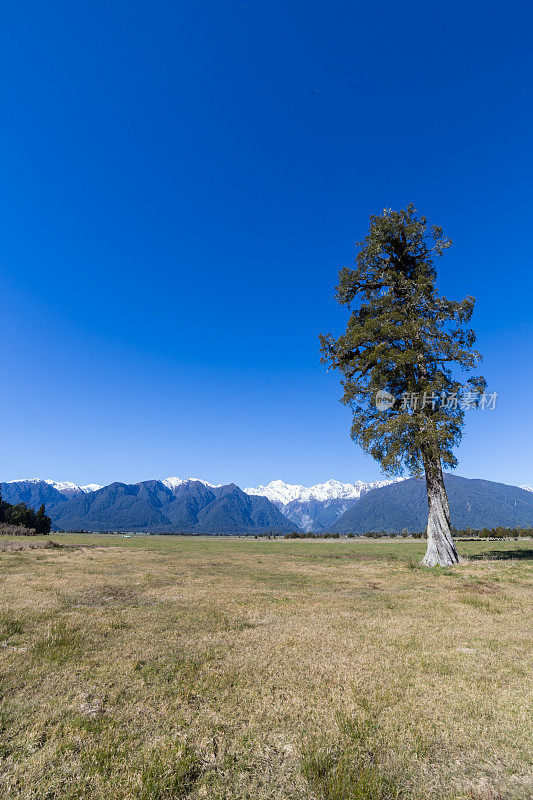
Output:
[321, 206, 485, 476]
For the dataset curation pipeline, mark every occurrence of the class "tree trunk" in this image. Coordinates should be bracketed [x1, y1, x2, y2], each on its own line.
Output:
[421, 451, 461, 567]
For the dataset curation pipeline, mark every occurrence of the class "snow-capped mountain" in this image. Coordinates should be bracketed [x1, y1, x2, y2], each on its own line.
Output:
[244, 479, 306, 505]
[7, 478, 101, 497]
[3, 475, 532, 534]
[1, 477, 293, 534]
[244, 478, 403, 506]
[162, 477, 221, 491]
[5, 476, 223, 497]
[244, 478, 405, 532]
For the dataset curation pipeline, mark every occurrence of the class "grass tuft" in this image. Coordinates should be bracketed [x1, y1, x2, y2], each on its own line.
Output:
[136, 742, 201, 800]
[0, 611, 25, 641]
[301, 712, 411, 800]
[32, 620, 83, 663]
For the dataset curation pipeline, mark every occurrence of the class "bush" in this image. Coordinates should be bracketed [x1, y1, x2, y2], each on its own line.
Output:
[0, 523, 37, 536]
[0, 493, 52, 535]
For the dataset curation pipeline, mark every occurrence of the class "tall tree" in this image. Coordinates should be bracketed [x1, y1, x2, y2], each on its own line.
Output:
[35, 504, 52, 535]
[320, 205, 485, 566]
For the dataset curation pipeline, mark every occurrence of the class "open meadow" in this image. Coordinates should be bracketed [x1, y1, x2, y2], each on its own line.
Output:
[0, 535, 531, 800]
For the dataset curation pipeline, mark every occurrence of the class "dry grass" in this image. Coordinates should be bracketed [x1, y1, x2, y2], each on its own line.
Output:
[0, 535, 531, 799]
[0, 523, 41, 538]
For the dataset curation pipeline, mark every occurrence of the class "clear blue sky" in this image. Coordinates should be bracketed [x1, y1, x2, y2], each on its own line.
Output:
[1, 0, 531, 489]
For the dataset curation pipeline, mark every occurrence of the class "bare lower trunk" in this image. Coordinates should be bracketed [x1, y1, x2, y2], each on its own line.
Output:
[421, 451, 461, 567]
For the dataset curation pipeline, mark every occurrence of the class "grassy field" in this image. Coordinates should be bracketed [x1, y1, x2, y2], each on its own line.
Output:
[0, 535, 531, 799]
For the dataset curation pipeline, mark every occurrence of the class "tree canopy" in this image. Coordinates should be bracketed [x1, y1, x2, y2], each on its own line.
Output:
[320, 204, 486, 477]
[0, 492, 52, 535]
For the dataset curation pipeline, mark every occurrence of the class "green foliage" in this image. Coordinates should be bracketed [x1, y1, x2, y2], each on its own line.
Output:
[0, 490, 52, 534]
[35, 503, 52, 534]
[320, 205, 485, 476]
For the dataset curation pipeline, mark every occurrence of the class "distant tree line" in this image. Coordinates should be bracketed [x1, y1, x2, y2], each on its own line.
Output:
[284, 531, 341, 539]
[452, 526, 532, 539]
[0, 491, 52, 535]
[285, 527, 532, 540]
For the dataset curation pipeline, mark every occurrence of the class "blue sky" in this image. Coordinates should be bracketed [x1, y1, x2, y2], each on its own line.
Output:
[1, 0, 531, 489]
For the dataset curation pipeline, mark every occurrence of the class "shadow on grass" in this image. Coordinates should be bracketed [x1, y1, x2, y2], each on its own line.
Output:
[469, 549, 533, 561]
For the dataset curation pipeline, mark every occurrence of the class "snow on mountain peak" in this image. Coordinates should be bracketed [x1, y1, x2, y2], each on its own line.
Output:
[244, 478, 405, 505]
[162, 477, 221, 490]
[47, 480, 102, 495]
[6, 479, 101, 495]
[47, 480, 82, 492]
[521, 485, 533, 492]
[45, 480, 102, 494]
[244, 479, 306, 505]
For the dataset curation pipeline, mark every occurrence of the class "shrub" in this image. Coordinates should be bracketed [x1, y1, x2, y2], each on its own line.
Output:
[0, 492, 52, 535]
[0, 523, 37, 536]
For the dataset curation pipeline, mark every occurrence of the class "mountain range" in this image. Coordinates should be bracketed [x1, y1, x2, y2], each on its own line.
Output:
[330, 475, 533, 533]
[2, 475, 533, 534]
[0, 478, 294, 534]
[244, 478, 404, 531]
